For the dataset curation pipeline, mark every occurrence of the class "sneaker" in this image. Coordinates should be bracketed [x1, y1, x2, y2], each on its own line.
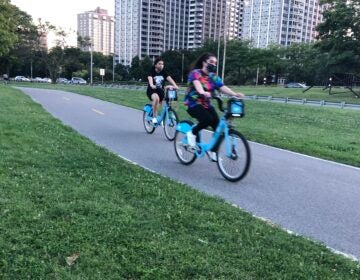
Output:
[207, 151, 217, 162]
[152, 117, 158, 124]
[186, 131, 196, 147]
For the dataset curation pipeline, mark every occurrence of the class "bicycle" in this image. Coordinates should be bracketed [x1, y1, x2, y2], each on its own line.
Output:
[174, 95, 251, 182]
[143, 87, 179, 141]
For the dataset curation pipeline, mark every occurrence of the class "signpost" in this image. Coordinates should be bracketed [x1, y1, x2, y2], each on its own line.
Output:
[100, 68, 105, 84]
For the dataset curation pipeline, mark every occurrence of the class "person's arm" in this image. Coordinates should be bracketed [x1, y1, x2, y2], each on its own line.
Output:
[219, 85, 244, 98]
[193, 80, 211, 98]
[147, 76, 156, 89]
[166, 76, 179, 89]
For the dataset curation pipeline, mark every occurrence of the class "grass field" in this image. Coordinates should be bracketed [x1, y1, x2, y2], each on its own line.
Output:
[232, 86, 360, 104]
[1, 86, 360, 278]
[13, 83, 360, 168]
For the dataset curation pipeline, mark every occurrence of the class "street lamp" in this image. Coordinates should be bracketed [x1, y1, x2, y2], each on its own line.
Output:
[90, 40, 93, 85]
[181, 52, 184, 84]
[112, 53, 115, 83]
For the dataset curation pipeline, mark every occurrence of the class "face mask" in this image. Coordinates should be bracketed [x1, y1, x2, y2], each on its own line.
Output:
[206, 63, 217, 73]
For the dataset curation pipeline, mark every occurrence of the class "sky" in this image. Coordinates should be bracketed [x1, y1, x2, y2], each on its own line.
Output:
[11, 0, 114, 47]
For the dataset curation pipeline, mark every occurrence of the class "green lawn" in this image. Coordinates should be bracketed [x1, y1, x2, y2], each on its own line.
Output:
[232, 86, 360, 104]
[14, 83, 360, 167]
[1, 86, 360, 278]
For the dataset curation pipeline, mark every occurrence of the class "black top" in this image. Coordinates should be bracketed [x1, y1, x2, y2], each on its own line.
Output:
[147, 69, 169, 90]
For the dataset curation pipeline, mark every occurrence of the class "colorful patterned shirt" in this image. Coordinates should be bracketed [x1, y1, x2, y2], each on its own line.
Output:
[184, 69, 224, 109]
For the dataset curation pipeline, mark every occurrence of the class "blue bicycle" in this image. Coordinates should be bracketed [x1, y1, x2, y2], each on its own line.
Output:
[174, 95, 251, 182]
[143, 88, 179, 141]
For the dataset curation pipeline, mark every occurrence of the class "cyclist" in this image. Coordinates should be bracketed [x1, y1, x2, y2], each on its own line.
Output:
[184, 53, 245, 159]
[147, 58, 179, 124]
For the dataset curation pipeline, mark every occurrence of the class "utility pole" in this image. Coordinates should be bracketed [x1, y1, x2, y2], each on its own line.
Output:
[181, 52, 184, 84]
[112, 53, 115, 82]
[217, 2, 224, 75]
[221, 3, 229, 82]
[90, 40, 93, 85]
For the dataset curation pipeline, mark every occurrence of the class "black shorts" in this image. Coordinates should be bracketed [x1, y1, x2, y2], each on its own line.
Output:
[147, 88, 165, 102]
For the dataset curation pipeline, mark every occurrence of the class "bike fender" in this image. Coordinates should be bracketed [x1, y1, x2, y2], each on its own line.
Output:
[143, 104, 152, 112]
[176, 121, 193, 133]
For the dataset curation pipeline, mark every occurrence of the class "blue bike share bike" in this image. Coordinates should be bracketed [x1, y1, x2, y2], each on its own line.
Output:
[143, 87, 179, 141]
[174, 95, 251, 182]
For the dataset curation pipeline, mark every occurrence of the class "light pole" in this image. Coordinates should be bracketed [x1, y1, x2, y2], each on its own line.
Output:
[112, 53, 115, 82]
[181, 52, 184, 84]
[90, 41, 93, 85]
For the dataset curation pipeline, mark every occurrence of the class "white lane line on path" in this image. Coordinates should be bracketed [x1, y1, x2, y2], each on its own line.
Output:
[62, 97, 71, 101]
[91, 108, 105, 115]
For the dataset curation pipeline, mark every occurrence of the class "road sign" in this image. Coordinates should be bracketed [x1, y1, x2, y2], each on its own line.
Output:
[100, 69, 105, 76]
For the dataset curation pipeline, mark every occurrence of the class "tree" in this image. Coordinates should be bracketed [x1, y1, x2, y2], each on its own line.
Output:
[0, 1, 37, 75]
[129, 56, 141, 81]
[316, 0, 360, 74]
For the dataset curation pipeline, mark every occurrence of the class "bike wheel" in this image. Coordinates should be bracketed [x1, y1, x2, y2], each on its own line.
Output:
[143, 111, 155, 134]
[216, 130, 251, 182]
[163, 109, 179, 141]
[174, 130, 197, 165]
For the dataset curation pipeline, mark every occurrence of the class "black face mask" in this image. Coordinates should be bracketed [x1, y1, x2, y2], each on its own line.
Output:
[206, 63, 217, 73]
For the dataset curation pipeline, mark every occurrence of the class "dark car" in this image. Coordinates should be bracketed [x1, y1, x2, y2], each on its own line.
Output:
[284, 82, 307, 88]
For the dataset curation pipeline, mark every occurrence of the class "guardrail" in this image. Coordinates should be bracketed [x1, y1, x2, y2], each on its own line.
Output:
[244, 95, 360, 110]
[93, 83, 360, 110]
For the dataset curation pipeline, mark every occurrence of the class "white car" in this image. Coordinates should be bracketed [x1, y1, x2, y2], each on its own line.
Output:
[71, 77, 87, 85]
[15, 76, 30, 82]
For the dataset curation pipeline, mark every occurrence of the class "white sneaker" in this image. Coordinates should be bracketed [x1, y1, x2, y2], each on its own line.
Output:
[152, 117, 158, 124]
[208, 151, 217, 162]
[186, 131, 196, 147]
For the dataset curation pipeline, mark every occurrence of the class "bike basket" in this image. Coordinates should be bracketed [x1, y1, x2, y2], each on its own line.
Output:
[165, 89, 178, 101]
[228, 99, 244, 117]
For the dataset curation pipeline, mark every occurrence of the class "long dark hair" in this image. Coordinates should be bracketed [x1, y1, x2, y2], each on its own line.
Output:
[192, 53, 217, 70]
[153, 57, 164, 70]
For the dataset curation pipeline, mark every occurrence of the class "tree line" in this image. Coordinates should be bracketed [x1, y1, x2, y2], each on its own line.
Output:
[0, 0, 359, 85]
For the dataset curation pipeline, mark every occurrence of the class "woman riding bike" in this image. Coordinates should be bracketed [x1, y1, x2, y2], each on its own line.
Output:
[185, 53, 245, 160]
[147, 58, 179, 124]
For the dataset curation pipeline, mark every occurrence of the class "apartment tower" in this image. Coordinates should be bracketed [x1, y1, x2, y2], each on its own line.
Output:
[77, 7, 115, 55]
[115, 0, 243, 65]
[242, 0, 328, 48]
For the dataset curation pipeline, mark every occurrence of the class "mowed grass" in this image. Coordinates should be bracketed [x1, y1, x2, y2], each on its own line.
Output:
[15, 83, 360, 167]
[1, 87, 360, 278]
[232, 86, 360, 104]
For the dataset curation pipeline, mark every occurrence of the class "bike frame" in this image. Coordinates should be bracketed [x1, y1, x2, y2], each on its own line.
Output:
[144, 100, 172, 127]
[188, 115, 236, 159]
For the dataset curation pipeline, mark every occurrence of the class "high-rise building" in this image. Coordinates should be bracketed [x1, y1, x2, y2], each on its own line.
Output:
[115, 0, 243, 65]
[242, 0, 328, 48]
[77, 7, 115, 55]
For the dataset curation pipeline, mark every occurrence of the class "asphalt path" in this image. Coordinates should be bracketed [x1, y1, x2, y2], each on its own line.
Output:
[19, 87, 360, 260]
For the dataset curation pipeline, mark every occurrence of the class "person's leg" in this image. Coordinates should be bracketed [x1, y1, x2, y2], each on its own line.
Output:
[151, 93, 160, 120]
[208, 106, 220, 131]
[188, 105, 213, 135]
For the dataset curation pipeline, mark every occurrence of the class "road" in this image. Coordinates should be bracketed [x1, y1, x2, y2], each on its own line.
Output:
[19, 87, 360, 260]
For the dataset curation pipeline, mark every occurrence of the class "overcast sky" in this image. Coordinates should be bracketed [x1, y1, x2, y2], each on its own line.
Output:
[11, 0, 114, 46]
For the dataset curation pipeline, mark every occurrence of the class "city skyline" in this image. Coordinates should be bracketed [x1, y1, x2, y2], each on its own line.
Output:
[11, 0, 114, 47]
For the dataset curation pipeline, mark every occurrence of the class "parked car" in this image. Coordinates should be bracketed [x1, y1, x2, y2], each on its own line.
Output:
[42, 78, 52, 83]
[56, 78, 70, 84]
[14, 76, 30, 82]
[284, 82, 307, 88]
[31, 77, 43, 83]
[71, 77, 87, 85]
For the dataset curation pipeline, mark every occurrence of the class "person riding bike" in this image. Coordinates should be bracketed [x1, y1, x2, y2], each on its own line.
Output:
[147, 58, 179, 125]
[184, 53, 245, 159]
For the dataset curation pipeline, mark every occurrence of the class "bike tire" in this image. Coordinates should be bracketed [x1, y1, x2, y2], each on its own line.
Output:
[216, 130, 251, 182]
[174, 130, 197, 165]
[163, 108, 179, 141]
[143, 111, 155, 134]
